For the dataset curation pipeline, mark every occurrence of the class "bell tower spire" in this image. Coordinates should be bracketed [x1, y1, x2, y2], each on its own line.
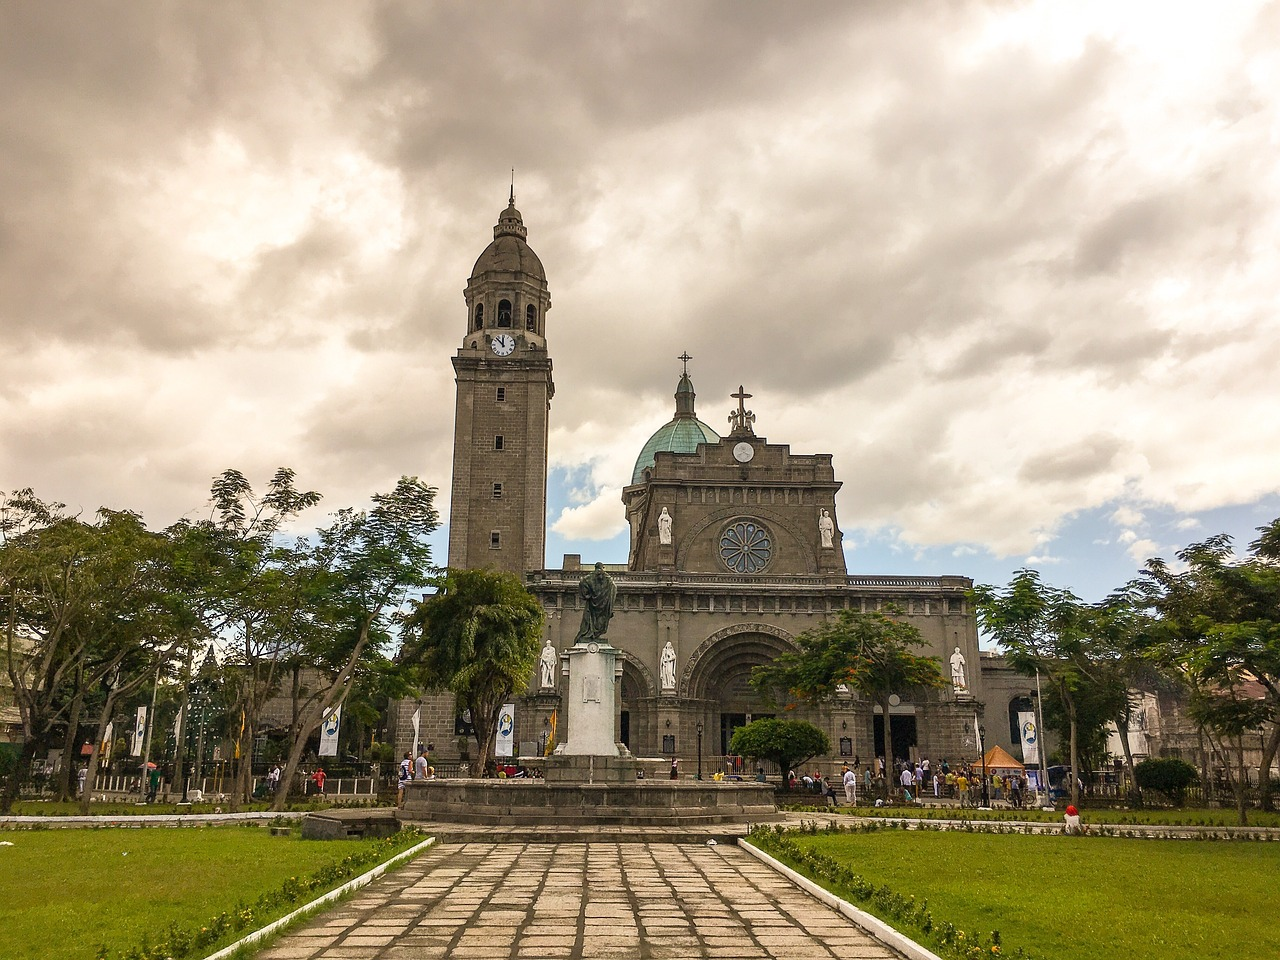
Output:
[447, 195, 554, 575]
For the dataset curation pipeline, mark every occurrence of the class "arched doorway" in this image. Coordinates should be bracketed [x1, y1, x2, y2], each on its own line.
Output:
[618, 654, 656, 754]
[682, 626, 794, 755]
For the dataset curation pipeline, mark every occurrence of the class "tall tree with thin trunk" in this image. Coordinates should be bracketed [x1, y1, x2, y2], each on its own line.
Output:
[270, 477, 439, 810]
[971, 571, 1096, 808]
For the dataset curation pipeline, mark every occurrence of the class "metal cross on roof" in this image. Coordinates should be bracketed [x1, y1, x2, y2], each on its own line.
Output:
[678, 351, 692, 376]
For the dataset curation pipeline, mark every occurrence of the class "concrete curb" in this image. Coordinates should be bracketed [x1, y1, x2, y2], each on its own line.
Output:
[199, 835, 437, 960]
[738, 839, 945, 960]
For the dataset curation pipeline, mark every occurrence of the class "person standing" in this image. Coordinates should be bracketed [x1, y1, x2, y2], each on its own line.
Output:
[266, 764, 281, 797]
[956, 772, 969, 807]
[899, 765, 914, 801]
[414, 748, 430, 781]
[669, 757, 679, 780]
[311, 766, 326, 797]
[146, 766, 161, 803]
[398, 752, 412, 805]
[842, 764, 857, 805]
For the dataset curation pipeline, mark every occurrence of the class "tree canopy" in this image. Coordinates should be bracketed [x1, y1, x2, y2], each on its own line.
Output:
[729, 718, 829, 785]
[750, 607, 944, 786]
[399, 567, 544, 775]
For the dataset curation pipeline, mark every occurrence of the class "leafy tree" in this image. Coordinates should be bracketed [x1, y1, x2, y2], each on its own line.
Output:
[729, 718, 829, 787]
[1137, 520, 1280, 822]
[269, 477, 439, 810]
[195, 468, 321, 809]
[1134, 757, 1199, 806]
[0, 495, 179, 813]
[971, 571, 1109, 807]
[399, 568, 544, 775]
[749, 607, 945, 793]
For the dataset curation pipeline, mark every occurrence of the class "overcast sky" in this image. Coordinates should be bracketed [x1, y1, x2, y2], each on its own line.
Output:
[3, 1, 1278, 601]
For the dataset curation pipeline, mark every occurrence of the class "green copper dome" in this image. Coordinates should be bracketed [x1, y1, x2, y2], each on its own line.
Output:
[631, 371, 721, 484]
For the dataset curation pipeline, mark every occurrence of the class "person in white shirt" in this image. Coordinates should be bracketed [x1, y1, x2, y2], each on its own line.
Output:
[842, 765, 857, 805]
[900, 766, 915, 799]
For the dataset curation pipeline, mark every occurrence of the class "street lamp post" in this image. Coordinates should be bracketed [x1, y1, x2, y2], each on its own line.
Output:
[696, 721, 704, 781]
[978, 723, 990, 808]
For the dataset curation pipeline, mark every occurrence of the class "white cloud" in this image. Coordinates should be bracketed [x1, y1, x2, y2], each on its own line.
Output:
[551, 489, 628, 541]
[1126, 538, 1161, 566]
[1110, 505, 1146, 527]
[1025, 555, 1063, 566]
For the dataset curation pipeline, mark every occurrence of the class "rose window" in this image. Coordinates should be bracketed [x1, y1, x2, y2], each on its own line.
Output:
[719, 520, 772, 573]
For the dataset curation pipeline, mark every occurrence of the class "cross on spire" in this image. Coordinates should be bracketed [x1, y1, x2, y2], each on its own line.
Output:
[678, 351, 692, 376]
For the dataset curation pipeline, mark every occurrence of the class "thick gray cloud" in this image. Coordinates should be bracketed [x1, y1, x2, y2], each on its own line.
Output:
[1, 1, 1278, 562]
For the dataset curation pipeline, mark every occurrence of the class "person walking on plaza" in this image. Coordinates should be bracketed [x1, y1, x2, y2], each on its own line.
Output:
[397, 752, 412, 805]
[310, 766, 326, 797]
[956, 772, 969, 807]
[842, 764, 857, 805]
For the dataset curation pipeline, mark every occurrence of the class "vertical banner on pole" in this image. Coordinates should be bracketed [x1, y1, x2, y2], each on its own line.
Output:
[132, 707, 147, 756]
[495, 703, 515, 758]
[410, 706, 422, 755]
[101, 721, 114, 767]
[1018, 711, 1039, 765]
[318, 705, 342, 757]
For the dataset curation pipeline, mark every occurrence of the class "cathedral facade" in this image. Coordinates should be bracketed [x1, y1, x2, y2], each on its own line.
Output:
[396, 199, 1035, 773]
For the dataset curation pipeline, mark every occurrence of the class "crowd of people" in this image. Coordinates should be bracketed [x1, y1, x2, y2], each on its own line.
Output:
[786, 756, 1039, 808]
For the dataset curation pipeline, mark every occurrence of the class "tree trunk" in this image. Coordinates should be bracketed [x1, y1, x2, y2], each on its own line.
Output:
[56, 679, 86, 802]
[880, 694, 893, 800]
[272, 695, 332, 812]
[80, 691, 118, 814]
[1066, 690, 1080, 807]
[1114, 709, 1141, 808]
[1234, 733, 1248, 827]
[1258, 722, 1279, 812]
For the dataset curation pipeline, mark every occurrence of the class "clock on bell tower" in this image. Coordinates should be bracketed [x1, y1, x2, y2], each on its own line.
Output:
[446, 192, 554, 575]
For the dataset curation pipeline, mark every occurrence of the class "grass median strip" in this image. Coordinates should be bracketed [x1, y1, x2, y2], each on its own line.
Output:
[0, 824, 425, 960]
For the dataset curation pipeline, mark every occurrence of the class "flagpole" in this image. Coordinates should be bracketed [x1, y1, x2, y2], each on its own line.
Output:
[1035, 667, 1050, 808]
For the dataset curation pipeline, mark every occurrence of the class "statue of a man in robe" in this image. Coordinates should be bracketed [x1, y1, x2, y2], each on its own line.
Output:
[539, 640, 557, 689]
[574, 562, 616, 644]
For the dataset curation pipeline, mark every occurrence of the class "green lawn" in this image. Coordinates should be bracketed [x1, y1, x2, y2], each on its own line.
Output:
[0, 826, 404, 960]
[773, 829, 1280, 960]
[780, 802, 1280, 828]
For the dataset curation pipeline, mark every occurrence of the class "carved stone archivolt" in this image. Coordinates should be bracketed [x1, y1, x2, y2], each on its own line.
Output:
[678, 622, 797, 698]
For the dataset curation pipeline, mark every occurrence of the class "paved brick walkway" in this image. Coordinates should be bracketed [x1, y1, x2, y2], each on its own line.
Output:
[255, 841, 905, 960]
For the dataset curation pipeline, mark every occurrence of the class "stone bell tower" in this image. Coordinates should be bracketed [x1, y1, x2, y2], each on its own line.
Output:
[446, 191, 554, 575]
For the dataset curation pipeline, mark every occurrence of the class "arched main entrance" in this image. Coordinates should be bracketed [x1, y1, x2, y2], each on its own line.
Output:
[682, 625, 795, 755]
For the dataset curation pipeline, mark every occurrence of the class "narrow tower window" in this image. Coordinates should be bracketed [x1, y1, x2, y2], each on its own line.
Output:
[497, 299, 512, 327]
[495, 387, 506, 402]
[526, 304, 537, 330]
[490, 531, 501, 548]
[494, 435, 504, 450]
[473, 303, 483, 330]
[492, 483, 503, 499]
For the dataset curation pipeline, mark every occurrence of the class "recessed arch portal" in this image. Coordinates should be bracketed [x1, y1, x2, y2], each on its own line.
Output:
[681, 624, 796, 755]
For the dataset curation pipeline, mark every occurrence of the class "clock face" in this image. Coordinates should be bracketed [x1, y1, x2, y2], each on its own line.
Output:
[490, 334, 516, 357]
[733, 441, 755, 463]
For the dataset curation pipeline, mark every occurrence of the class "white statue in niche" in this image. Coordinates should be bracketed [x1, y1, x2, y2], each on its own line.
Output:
[950, 646, 967, 691]
[818, 509, 835, 549]
[539, 640, 557, 690]
[660, 641, 677, 691]
[658, 506, 673, 545]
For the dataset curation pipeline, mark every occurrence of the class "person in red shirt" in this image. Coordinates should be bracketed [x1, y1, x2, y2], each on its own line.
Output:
[311, 767, 326, 797]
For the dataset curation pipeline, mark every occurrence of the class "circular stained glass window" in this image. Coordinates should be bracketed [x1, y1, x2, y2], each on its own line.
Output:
[719, 520, 772, 574]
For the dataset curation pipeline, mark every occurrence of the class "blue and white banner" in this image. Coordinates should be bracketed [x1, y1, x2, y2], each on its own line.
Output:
[318, 705, 342, 757]
[1018, 711, 1039, 765]
[495, 703, 515, 758]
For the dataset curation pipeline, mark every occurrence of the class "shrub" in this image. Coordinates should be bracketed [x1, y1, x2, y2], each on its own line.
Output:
[1134, 758, 1198, 806]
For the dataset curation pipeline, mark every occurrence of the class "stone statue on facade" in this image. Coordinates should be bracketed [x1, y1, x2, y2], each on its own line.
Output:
[660, 641, 677, 691]
[574, 562, 617, 644]
[818, 509, 835, 549]
[950, 646, 967, 691]
[658, 506, 673, 545]
[539, 639, 557, 689]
